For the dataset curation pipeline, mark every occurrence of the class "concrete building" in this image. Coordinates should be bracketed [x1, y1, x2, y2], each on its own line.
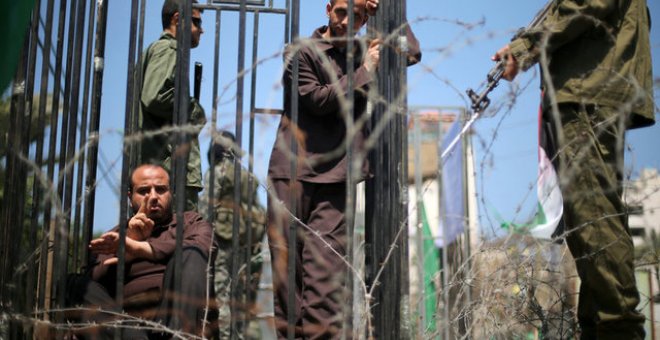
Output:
[624, 168, 660, 340]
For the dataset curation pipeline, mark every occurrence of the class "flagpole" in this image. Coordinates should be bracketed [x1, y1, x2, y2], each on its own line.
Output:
[461, 107, 472, 335]
[438, 118, 450, 340]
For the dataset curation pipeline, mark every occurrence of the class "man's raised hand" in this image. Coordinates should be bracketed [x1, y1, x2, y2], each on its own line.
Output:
[366, 0, 379, 16]
[128, 194, 155, 241]
[363, 38, 382, 73]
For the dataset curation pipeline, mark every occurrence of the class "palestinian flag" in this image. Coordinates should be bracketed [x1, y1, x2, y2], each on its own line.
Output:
[500, 94, 563, 239]
[530, 94, 563, 239]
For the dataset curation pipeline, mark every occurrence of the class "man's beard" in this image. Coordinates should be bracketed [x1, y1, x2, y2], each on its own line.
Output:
[328, 21, 347, 46]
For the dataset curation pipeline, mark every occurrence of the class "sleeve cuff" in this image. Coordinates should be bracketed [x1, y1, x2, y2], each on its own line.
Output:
[509, 38, 538, 72]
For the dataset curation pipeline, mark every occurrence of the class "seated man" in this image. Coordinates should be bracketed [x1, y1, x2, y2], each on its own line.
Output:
[67, 164, 216, 339]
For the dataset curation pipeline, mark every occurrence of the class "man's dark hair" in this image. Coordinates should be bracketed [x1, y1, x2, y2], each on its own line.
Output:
[162, 0, 202, 30]
[208, 130, 236, 165]
[128, 163, 168, 194]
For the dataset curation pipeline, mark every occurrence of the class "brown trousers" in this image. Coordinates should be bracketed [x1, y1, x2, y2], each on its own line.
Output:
[267, 179, 348, 339]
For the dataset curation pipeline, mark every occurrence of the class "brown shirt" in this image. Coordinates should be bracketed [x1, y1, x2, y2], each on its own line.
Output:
[91, 211, 214, 299]
[268, 26, 422, 183]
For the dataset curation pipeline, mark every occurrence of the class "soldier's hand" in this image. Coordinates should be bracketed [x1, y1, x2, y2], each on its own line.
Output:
[492, 45, 519, 81]
[366, 0, 379, 16]
[128, 194, 155, 241]
[363, 38, 381, 73]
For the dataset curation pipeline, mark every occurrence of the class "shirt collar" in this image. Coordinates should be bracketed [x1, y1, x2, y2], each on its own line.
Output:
[160, 31, 175, 41]
[313, 26, 335, 52]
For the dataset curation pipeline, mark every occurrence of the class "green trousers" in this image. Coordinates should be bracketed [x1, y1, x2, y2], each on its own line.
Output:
[551, 103, 645, 340]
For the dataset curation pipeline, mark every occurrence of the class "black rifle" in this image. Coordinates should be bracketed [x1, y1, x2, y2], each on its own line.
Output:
[441, 1, 554, 161]
[466, 1, 553, 114]
[194, 62, 202, 101]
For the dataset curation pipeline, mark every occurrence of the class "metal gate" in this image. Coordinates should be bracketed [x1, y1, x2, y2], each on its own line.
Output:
[0, 0, 411, 338]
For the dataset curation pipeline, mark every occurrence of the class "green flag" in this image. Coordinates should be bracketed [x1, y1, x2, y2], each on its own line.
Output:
[421, 203, 439, 334]
[1, 1, 37, 93]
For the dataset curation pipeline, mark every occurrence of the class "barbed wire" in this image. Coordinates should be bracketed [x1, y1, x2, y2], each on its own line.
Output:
[2, 6, 659, 339]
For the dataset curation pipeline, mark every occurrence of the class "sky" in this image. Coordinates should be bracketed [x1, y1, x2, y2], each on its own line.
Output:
[91, 0, 660, 235]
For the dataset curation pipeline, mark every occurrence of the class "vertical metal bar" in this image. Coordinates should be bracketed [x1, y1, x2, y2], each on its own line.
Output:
[397, 4, 411, 338]
[246, 8, 260, 333]
[39, 0, 68, 311]
[439, 119, 449, 340]
[1, 39, 29, 340]
[413, 114, 426, 336]
[207, 7, 221, 334]
[207, 7, 222, 229]
[206, 7, 221, 334]
[29, 0, 56, 315]
[13, 0, 42, 322]
[172, 0, 192, 331]
[460, 108, 471, 336]
[60, 0, 88, 308]
[284, 0, 291, 44]
[365, 0, 408, 337]
[55, 0, 78, 221]
[53, 0, 81, 313]
[0, 25, 29, 310]
[129, 0, 147, 172]
[72, 0, 96, 271]
[116, 2, 142, 336]
[287, 1, 300, 337]
[230, 1, 247, 337]
[0, 0, 41, 326]
[82, 0, 109, 269]
[342, 0, 356, 338]
[342, 0, 362, 339]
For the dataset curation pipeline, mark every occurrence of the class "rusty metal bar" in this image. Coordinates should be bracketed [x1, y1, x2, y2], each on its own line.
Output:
[230, 0, 248, 337]
[207, 2, 223, 230]
[246, 7, 260, 331]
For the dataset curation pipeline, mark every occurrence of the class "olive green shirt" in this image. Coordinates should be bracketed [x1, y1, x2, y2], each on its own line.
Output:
[199, 157, 267, 241]
[509, 0, 655, 129]
[140, 32, 206, 188]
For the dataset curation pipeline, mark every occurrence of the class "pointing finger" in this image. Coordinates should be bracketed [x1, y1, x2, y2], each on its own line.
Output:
[138, 194, 149, 214]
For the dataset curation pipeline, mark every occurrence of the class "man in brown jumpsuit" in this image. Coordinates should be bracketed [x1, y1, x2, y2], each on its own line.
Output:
[67, 164, 216, 339]
[267, 0, 421, 338]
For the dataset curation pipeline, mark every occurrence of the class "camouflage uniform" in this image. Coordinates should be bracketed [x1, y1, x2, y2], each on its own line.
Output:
[199, 157, 266, 339]
[140, 32, 206, 210]
[508, 0, 654, 338]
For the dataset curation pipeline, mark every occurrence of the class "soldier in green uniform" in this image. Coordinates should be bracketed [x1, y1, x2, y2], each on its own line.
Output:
[139, 0, 206, 210]
[493, 0, 655, 338]
[199, 131, 267, 339]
